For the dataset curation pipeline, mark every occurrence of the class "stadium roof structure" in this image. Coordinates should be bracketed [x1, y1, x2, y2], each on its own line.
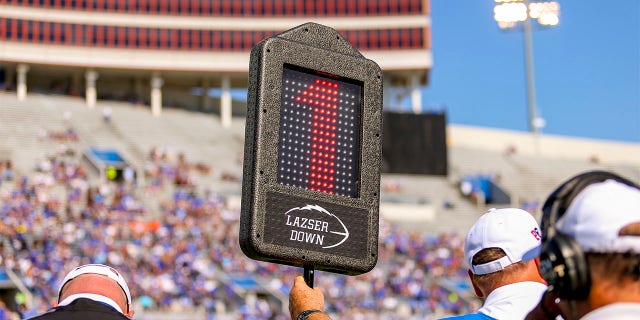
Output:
[0, 0, 432, 123]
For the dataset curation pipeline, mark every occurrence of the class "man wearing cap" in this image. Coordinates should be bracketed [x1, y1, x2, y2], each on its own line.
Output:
[526, 174, 640, 320]
[442, 208, 548, 320]
[28, 264, 134, 319]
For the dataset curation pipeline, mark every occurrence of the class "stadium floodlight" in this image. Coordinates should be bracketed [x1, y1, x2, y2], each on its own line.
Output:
[494, 0, 560, 29]
[493, 0, 560, 138]
[494, 2, 528, 29]
[240, 22, 383, 280]
[528, 2, 560, 26]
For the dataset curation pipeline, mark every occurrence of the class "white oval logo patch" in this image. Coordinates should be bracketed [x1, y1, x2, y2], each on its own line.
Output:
[284, 204, 350, 249]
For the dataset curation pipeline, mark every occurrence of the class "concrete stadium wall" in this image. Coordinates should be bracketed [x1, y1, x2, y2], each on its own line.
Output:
[448, 124, 640, 167]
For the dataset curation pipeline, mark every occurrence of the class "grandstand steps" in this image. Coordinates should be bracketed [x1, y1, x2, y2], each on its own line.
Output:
[0, 92, 504, 236]
[445, 144, 640, 219]
[448, 124, 640, 212]
[498, 152, 637, 211]
[222, 273, 288, 316]
[0, 93, 80, 175]
[3, 91, 638, 235]
[380, 174, 481, 235]
[448, 146, 517, 179]
[99, 100, 246, 194]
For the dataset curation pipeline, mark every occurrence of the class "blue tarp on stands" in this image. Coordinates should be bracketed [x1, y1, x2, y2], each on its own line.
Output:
[461, 174, 511, 205]
[83, 147, 135, 182]
[228, 275, 262, 291]
[86, 147, 127, 167]
[0, 269, 16, 289]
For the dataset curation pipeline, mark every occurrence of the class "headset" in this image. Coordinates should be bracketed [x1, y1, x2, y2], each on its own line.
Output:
[540, 170, 639, 300]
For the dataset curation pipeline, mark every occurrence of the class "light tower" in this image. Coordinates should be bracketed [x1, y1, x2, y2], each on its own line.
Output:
[493, 0, 560, 135]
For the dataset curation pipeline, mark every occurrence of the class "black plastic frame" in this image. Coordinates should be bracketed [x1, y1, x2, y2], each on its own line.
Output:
[240, 22, 383, 275]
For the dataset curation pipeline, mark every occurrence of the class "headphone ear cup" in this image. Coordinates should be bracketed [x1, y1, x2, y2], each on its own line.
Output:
[540, 232, 591, 300]
[539, 171, 639, 301]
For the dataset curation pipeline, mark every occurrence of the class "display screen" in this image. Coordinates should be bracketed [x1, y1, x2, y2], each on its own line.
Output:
[277, 65, 363, 198]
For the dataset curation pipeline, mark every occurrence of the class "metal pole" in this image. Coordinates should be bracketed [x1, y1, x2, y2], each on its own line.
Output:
[303, 265, 314, 288]
[522, 0, 538, 135]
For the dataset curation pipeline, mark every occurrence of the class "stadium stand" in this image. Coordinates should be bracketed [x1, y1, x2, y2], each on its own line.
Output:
[0, 91, 638, 319]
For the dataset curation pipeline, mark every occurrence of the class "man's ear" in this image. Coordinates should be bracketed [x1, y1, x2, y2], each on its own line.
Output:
[468, 269, 484, 298]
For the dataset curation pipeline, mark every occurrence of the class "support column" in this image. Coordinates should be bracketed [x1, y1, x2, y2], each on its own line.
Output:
[220, 75, 231, 128]
[150, 73, 163, 117]
[85, 69, 99, 108]
[16, 64, 29, 101]
[410, 73, 422, 114]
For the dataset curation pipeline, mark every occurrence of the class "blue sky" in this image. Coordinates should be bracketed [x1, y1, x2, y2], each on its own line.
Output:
[422, 0, 639, 143]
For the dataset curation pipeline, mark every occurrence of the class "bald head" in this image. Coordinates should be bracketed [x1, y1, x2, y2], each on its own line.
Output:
[59, 273, 130, 315]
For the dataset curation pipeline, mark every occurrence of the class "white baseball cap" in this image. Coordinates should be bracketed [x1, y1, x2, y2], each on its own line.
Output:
[557, 179, 640, 253]
[58, 264, 132, 311]
[465, 208, 542, 275]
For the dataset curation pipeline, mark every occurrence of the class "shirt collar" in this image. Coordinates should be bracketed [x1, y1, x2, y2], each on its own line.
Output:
[582, 303, 640, 320]
[478, 281, 547, 320]
[58, 293, 124, 314]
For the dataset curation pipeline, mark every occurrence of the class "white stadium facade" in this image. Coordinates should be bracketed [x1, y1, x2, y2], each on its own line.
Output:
[0, 0, 432, 124]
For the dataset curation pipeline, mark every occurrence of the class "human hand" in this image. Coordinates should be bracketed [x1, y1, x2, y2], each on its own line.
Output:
[289, 276, 330, 320]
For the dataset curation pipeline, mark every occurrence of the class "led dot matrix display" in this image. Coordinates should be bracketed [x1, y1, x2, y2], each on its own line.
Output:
[278, 65, 362, 198]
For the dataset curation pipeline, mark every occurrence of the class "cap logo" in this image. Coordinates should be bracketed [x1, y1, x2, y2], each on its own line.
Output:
[531, 227, 541, 241]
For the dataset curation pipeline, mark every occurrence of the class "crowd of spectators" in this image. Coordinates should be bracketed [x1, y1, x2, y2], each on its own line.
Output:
[0, 142, 477, 319]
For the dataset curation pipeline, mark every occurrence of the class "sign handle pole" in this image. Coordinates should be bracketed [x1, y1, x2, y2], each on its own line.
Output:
[303, 265, 314, 288]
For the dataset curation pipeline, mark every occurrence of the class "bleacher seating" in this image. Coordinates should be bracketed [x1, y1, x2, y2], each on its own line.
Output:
[0, 91, 638, 319]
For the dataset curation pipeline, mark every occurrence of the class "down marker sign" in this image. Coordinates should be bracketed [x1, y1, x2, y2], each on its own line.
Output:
[240, 22, 383, 278]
